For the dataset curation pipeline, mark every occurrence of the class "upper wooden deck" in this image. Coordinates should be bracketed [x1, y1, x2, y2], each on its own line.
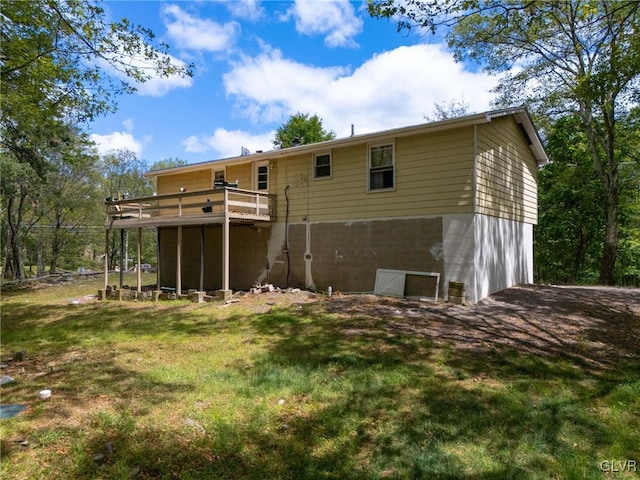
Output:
[105, 187, 275, 230]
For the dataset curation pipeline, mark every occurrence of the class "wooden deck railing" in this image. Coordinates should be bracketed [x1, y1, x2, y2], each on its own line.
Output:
[105, 187, 275, 225]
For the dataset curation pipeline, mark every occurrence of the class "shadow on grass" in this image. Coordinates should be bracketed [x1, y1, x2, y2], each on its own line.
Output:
[2, 285, 638, 479]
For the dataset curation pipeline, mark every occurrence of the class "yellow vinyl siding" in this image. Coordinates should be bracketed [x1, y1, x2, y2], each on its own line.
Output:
[271, 128, 475, 222]
[156, 169, 212, 216]
[475, 117, 538, 224]
[149, 115, 540, 225]
[226, 163, 251, 190]
[157, 170, 212, 194]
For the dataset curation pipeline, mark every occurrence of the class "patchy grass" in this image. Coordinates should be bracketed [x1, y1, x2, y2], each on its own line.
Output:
[1, 279, 639, 479]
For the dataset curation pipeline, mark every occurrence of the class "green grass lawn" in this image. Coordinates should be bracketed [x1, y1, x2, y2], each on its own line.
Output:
[1, 277, 638, 479]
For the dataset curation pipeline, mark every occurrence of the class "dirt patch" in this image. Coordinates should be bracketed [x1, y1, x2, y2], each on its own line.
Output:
[320, 284, 640, 373]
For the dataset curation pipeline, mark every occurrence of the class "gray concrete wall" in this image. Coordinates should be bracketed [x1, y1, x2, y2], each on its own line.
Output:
[474, 214, 533, 301]
[157, 214, 533, 301]
[158, 217, 445, 296]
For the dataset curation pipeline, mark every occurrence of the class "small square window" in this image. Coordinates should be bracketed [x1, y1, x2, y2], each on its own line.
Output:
[314, 153, 332, 179]
[369, 144, 394, 190]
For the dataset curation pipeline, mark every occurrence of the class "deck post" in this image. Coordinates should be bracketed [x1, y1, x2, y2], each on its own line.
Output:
[176, 225, 182, 296]
[200, 226, 205, 292]
[119, 229, 125, 288]
[136, 227, 142, 293]
[156, 228, 161, 291]
[104, 229, 109, 289]
[101, 229, 110, 299]
[218, 189, 232, 300]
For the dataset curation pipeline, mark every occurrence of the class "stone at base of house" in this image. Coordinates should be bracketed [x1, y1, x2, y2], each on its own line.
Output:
[447, 281, 466, 305]
[98, 289, 107, 300]
[152, 290, 163, 302]
[447, 295, 466, 305]
[189, 291, 206, 303]
[217, 289, 233, 301]
[116, 289, 131, 301]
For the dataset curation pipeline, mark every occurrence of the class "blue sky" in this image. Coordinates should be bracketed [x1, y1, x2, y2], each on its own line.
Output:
[88, 0, 499, 165]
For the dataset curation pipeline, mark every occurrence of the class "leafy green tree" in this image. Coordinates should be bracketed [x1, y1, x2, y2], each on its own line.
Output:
[1, 0, 190, 279]
[100, 150, 154, 270]
[424, 97, 471, 122]
[369, 0, 640, 285]
[615, 108, 640, 285]
[39, 130, 102, 274]
[0, 153, 41, 279]
[150, 158, 189, 171]
[537, 112, 640, 285]
[1, 125, 103, 277]
[273, 113, 336, 149]
[536, 116, 605, 283]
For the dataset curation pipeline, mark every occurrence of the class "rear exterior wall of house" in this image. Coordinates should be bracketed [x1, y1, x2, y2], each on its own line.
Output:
[155, 116, 537, 301]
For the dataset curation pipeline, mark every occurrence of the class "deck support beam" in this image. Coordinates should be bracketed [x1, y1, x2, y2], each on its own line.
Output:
[200, 226, 205, 292]
[104, 229, 110, 290]
[156, 228, 161, 291]
[100, 229, 110, 299]
[119, 229, 125, 288]
[176, 225, 183, 296]
[218, 189, 232, 300]
[136, 227, 142, 293]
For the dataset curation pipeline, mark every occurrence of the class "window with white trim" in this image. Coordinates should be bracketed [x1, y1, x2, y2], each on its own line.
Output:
[255, 161, 269, 191]
[368, 143, 394, 190]
[313, 152, 332, 179]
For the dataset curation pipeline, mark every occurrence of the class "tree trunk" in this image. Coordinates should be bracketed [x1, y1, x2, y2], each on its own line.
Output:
[599, 176, 619, 285]
[580, 104, 619, 286]
[5, 191, 27, 280]
[2, 229, 15, 279]
[570, 227, 585, 283]
[50, 212, 63, 273]
[37, 241, 46, 277]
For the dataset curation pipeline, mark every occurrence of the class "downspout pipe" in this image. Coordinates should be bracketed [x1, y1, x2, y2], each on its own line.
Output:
[284, 185, 290, 288]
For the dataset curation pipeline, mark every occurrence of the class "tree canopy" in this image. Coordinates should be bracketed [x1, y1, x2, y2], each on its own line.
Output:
[273, 113, 336, 149]
[1, 0, 191, 279]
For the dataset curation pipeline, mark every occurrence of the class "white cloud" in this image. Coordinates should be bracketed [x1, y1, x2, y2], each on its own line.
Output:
[133, 63, 193, 97]
[122, 118, 135, 132]
[90, 131, 146, 157]
[183, 128, 275, 159]
[222, 43, 498, 137]
[182, 135, 209, 154]
[226, 0, 265, 21]
[95, 42, 193, 97]
[223, 46, 349, 123]
[162, 4, 240, 52]
[283, 0, 363, 48]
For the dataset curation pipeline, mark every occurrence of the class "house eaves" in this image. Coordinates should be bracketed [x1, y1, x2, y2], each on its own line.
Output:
[147, 107, 548, 179]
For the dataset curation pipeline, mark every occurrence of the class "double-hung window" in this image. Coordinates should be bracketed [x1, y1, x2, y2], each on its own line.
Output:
[368, 143, 395, 190]
[313, 152, 332, 179]
[256, 164, 268, 190]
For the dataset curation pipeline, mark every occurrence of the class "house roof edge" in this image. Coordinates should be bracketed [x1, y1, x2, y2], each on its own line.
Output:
[147, 107, 548, 177]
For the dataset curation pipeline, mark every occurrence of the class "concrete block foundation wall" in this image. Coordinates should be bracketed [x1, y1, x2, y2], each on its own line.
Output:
[157, 213, 533, 303]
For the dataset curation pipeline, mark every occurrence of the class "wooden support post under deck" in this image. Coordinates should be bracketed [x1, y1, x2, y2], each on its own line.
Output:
[119, 229, 125, 288]
[156, 228, 161, 291]
[136, 227, 142, 293]
[218, 189, 232, 300]
[104, 229, 109, 290]
[200, 226, 205, 292]
[176, 225, 182, 296]
[222, 214, 229, 291]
